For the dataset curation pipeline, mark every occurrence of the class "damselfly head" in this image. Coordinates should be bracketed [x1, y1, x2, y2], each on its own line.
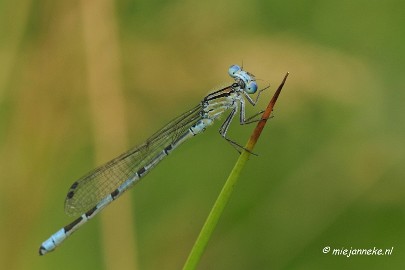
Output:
[228, 64, 258, 94]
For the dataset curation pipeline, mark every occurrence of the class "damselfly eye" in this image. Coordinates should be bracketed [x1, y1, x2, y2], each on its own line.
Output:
[228, 65, 241, 77]
[245, 81, 258, 94]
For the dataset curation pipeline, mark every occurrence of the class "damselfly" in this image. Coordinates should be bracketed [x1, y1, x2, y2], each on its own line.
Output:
[39, 64, 266, 255]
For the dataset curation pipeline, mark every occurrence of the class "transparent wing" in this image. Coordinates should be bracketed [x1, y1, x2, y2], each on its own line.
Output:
[64, 104, 203, 216]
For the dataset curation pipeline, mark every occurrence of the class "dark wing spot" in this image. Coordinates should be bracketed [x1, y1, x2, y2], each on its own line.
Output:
[70, 181, 79, 189]
[67, 191, 75, 199]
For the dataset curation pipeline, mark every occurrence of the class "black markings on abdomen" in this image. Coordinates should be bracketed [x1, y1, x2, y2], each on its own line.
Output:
[111, 189, 120, 199]
[137, 167, 146, 177]
[64, 216, 83, 233]
[164, 144, 173, 155]
[85, 206, 98, 218]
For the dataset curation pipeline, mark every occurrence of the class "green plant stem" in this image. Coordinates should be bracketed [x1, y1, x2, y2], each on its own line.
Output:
[182, 73, 289, 270]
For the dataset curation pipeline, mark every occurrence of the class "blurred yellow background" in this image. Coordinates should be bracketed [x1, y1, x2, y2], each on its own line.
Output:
[1, 0, 404, 269]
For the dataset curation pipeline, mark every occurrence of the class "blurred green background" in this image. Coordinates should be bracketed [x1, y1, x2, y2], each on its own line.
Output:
[1, 0, 404, 269]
